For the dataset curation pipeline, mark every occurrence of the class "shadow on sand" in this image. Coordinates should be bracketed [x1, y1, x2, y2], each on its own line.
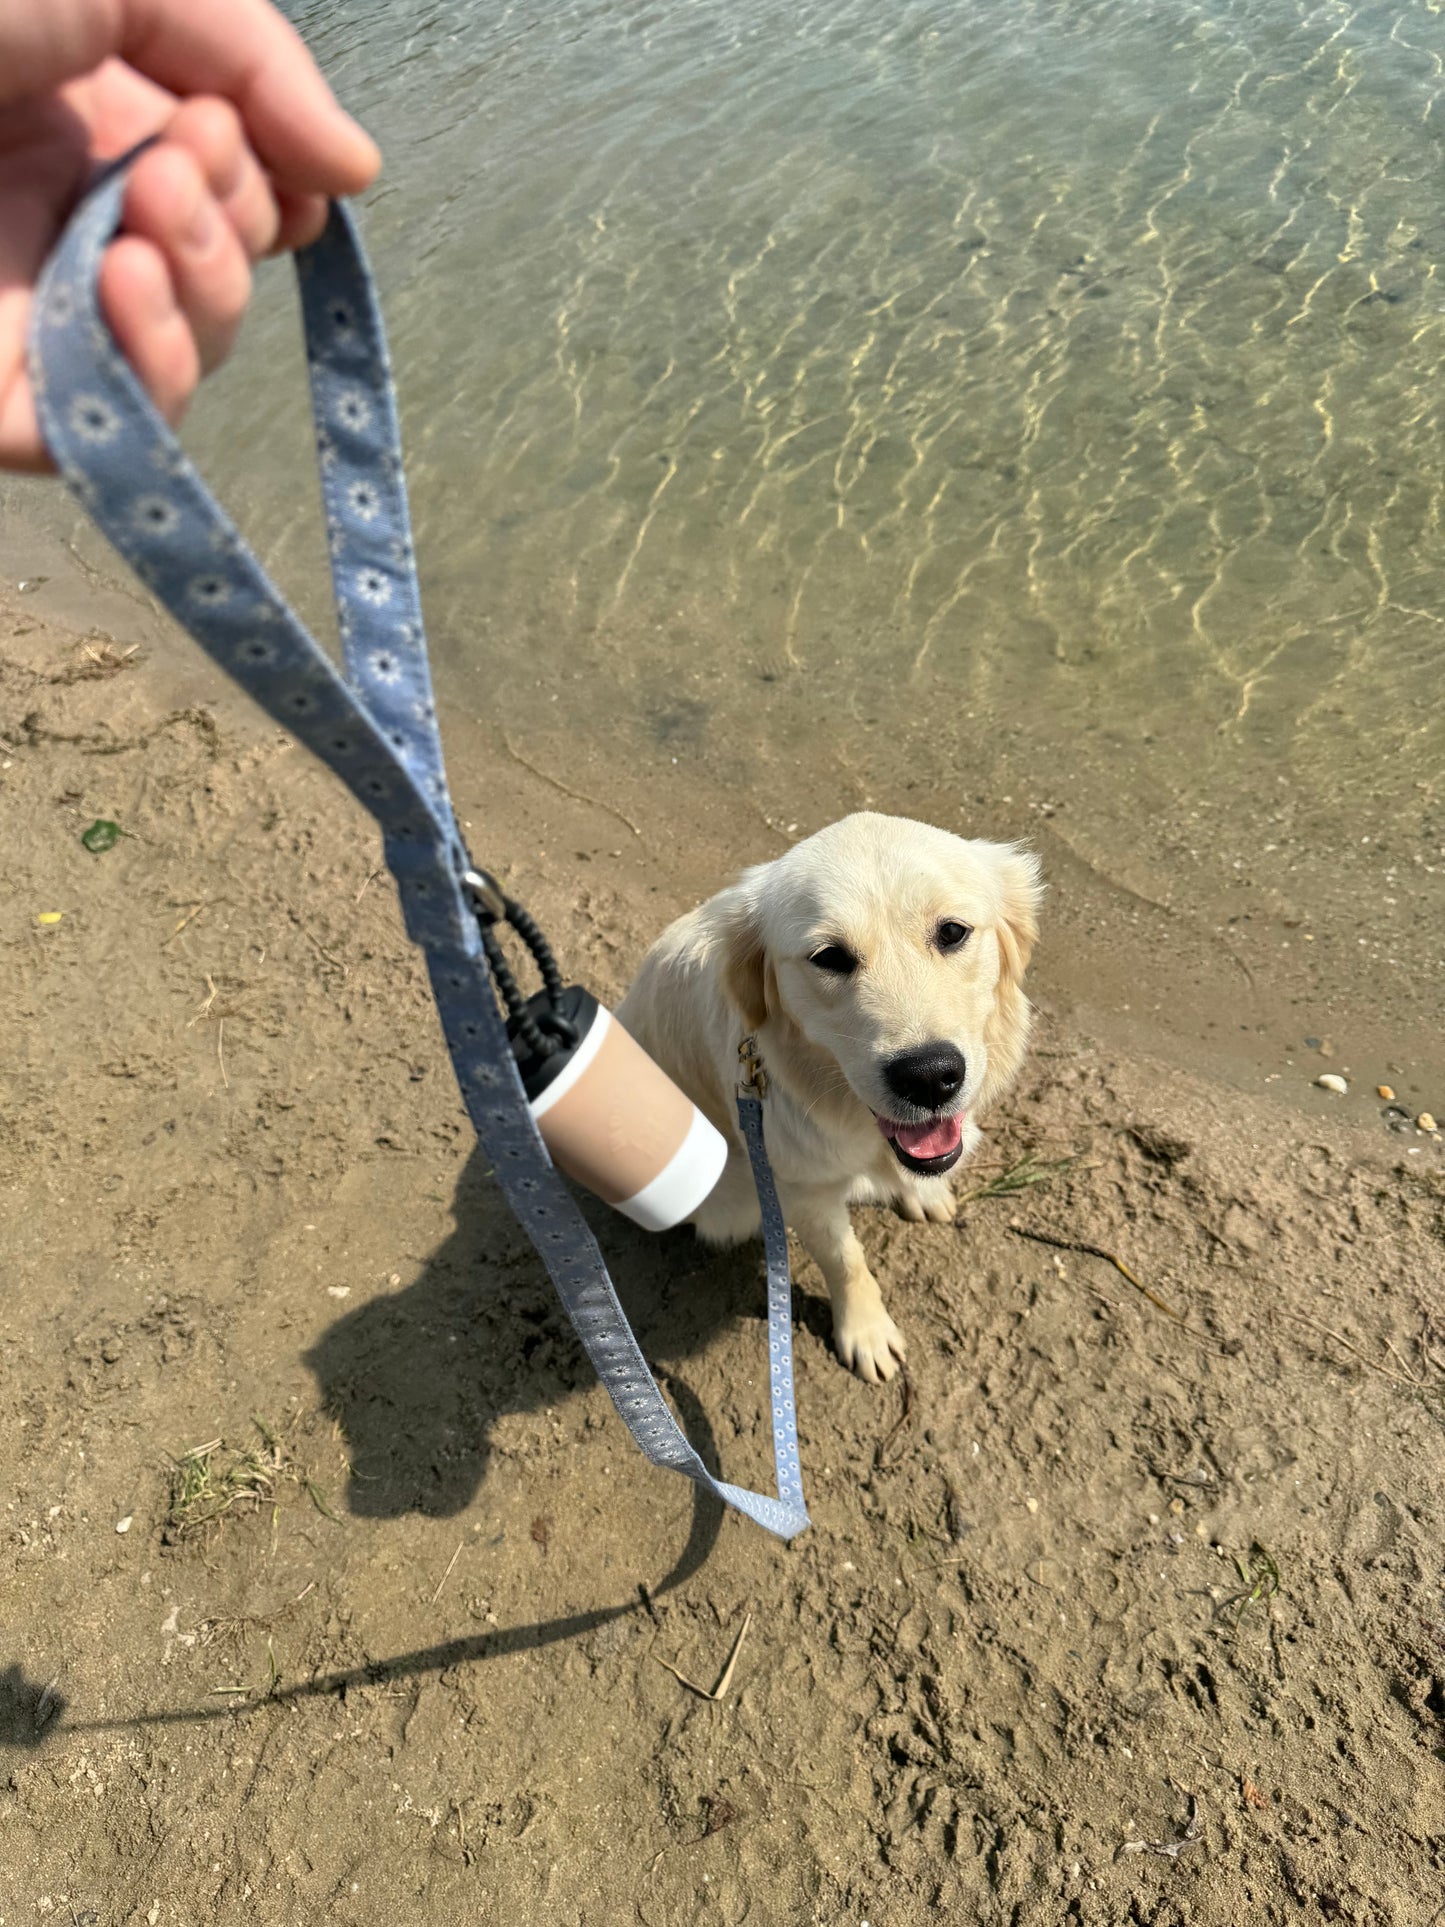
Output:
[5, 1145, 829, 1749]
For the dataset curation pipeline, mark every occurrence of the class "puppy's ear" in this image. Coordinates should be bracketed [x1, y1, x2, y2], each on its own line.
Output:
[980, 845, 1043, 1113]
[720, 896, 770, 1033]
[994, 846, 1043, 986]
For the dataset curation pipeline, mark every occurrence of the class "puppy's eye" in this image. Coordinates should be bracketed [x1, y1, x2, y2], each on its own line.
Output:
[809, 945, 857, 976]
[936, 920, 972, 952]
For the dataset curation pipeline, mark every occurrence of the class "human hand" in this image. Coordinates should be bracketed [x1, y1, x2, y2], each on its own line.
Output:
[0, 0, 380, 472]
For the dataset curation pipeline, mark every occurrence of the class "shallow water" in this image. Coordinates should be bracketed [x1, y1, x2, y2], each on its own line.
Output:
[78, 3, 1445, 1077]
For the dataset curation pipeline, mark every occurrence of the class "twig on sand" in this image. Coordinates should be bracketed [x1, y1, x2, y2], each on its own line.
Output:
[503, 731, 642, 838]
[431, 1540, 464, 1603]
[34, 1675, 62, 1734]
[286, 902, 348, 976]
[1382, 1335, 1422, 1385]
[188, 974, 219, 1027]
[1274, 1307, 1421, 1389]
[217, 1017, 228, 1089]
[305, 1481, 342, 1523]
[875, 1369, 915, 1469]
[162, 901, 206, 946]
[1010, 1225, 1185, 1322]
[654, 1611, 753, 1700]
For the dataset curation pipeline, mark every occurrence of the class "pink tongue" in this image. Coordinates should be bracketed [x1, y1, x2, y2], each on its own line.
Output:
[879, 1113, 964, 1159]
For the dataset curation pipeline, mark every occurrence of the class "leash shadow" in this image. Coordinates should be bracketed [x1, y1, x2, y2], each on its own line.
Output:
[1, 1184, 743, 1750]
[0, 1148, 808, 1753]
[303, 1140, 776, 1520]
[0, 1418, 722, 1749]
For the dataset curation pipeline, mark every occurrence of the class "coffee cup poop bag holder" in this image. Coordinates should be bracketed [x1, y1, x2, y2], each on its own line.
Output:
[29, 150, 808, 1542]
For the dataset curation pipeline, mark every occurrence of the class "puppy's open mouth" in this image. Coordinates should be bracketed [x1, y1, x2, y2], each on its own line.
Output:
[875, 1111, 965, 1176]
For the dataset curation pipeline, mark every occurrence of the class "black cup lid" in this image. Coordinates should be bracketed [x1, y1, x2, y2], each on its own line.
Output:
[509, 984, 599, 1102]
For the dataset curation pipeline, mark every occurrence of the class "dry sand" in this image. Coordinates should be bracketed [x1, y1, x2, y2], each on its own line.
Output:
[2, 565, 1444, 1926]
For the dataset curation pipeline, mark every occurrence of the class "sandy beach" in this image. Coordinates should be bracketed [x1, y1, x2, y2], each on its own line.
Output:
[2, 532, 1444, 1926]
[7, 0, 1445, 1910]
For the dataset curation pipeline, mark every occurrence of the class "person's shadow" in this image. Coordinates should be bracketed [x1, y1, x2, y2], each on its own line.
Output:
[303, 1140, 831, 1522]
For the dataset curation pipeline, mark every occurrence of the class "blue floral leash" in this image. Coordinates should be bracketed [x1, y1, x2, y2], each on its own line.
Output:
[28, 148, 808, 1542]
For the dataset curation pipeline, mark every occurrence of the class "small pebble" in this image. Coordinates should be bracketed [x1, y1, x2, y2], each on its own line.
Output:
[1024, 1496, 1039, 1514]
[1168, 1497, 1185, 1516]
[116, 1516, 132, 1534]
[1377, 1085, 1395, 1101]
[1316, 1074, 1348, 1095]
[1420, 1113, 1438, 1133]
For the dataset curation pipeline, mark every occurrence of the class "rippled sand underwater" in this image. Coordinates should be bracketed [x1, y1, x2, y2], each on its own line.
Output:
[201, 0, 1444, 1042]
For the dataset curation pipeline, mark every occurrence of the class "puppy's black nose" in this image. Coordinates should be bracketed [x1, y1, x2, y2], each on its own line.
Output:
[883, 1042, 966, 1112]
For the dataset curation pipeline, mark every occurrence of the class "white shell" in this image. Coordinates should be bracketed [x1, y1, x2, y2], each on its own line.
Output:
[1315, 1074, 1348, 1095]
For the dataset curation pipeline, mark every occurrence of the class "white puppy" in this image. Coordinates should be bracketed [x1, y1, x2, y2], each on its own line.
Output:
[617, 813, 1042, 1382]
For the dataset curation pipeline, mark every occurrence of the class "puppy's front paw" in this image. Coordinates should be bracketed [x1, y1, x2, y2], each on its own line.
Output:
[833, 1304, 907, 1384]
[894, 1183, 956, 1225]
[920, 1184, 956, 1225]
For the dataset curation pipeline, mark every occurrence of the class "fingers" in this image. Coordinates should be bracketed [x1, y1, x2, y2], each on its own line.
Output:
[272, 185, 330, 255]
[120, 139, 251, 374]
[0, 0, 122, 105]
[1, 0, 379, 197]
[98, 233, 200, 424]
[163, 96, 279, 259]
[0, 376, 53, 475]
[118, 0, 380, 197]
[3, 115, 268, 466]
[0, 0, 379, 471]
[0, 228, 208, 467]
[155, 100, 329, 256]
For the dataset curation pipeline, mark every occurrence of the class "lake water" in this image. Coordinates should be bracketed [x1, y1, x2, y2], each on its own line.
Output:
[43, 0, 1445, 1088]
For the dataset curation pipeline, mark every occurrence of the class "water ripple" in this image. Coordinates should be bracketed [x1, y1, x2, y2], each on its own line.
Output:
[189, 0, 1445, 1001]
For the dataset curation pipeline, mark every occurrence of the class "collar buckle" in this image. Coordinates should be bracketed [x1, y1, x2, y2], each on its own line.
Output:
[738, 1034, 769, 1100]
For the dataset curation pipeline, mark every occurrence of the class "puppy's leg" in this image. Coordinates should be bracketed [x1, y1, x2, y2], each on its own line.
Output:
[783, 1183, 906, 1384]
[892, 1176, 956, 1225]
[691, 1146, 763, 1248]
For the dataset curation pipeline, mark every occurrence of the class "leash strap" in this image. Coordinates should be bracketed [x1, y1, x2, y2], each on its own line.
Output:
[29, 151, 808, 1541]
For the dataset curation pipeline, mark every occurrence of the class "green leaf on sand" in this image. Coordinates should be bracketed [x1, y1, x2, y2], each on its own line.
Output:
[81, 819, 121, 854]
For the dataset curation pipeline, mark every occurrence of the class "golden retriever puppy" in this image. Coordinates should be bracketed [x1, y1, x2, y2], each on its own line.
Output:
[617, 813, 1042, 1383]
